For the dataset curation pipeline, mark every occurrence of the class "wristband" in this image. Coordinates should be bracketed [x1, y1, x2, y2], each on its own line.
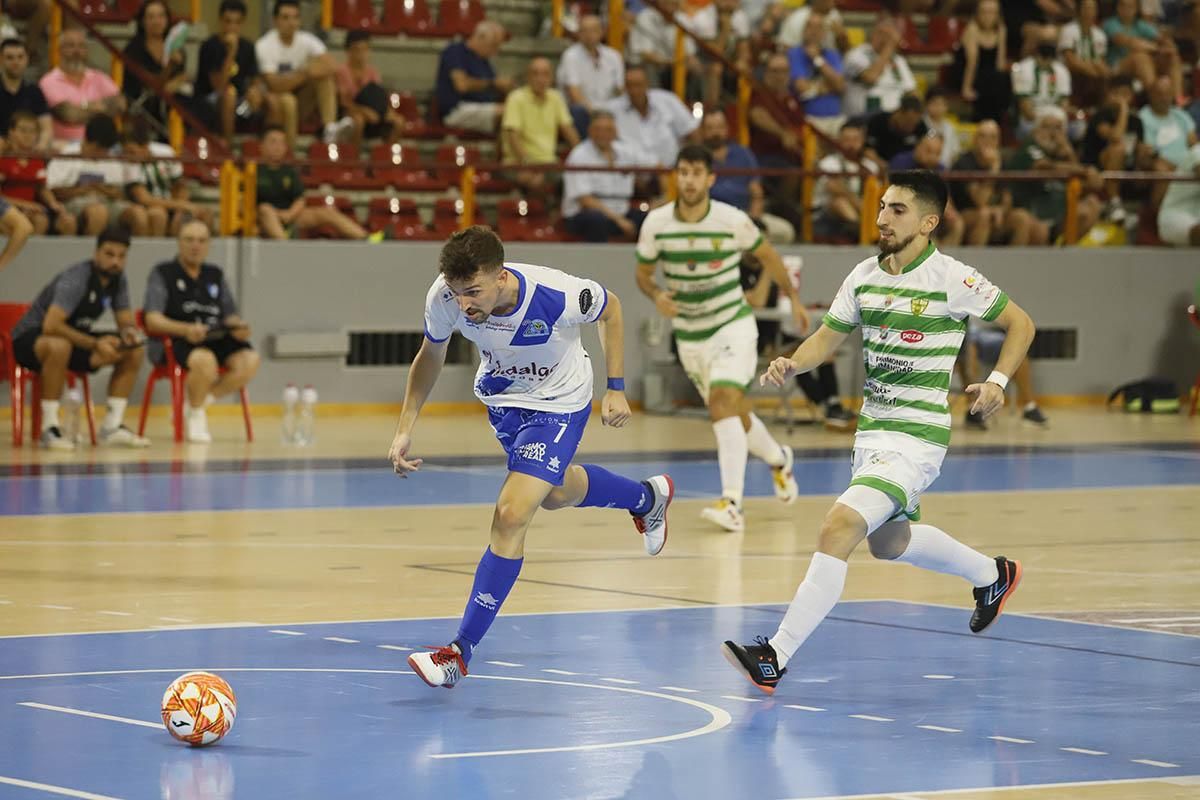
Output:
[985, 370, 1009, 391]
[607, 378, 625, 391]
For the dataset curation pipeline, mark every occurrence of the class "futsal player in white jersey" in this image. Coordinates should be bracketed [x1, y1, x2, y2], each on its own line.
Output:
[636, 145, 810, 533]
[390, 227, 674, 689]
[722, 171, 1035, 694]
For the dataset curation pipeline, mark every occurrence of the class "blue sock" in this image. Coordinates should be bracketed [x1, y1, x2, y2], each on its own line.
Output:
[454, 547, 523, 665]
[578, 464, 653, 515]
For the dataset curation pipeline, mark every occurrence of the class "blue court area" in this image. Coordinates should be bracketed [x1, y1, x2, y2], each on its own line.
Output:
[2, 442, 1199, 515]
[0, 602, 1197, 800]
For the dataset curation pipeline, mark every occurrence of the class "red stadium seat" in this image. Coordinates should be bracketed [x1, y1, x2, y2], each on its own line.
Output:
[76, 0, 139, 22]
[897, 15, 945, 55]
[435, 0, 485, 37]
[301, 195, 362, 238]
[394, 0, 437, 36]
[306, 142, 379, 189]
[927, 16, 964, 51]
[430, 198, 463, 238]
[367, 196, 431, 239]
[332, 0, 403, 34]
[240, 139, 262, 160]
[369, 142, 449, 191]
[435, 144, 512, 193]
[181, 136, 228, 186]
[496, 198, 560, 242]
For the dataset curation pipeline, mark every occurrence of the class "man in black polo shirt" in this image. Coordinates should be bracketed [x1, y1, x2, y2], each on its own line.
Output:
[0, 38, 51, 150]
[143, 219, 259, 444]
[864, 93, 927, 165]
[195, 0, 272, 139]
[10, 226, 149, 449]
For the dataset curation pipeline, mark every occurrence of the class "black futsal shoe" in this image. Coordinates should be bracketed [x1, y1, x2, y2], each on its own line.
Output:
[722, 636, 786, 695]
[970, 556, 1023, 633]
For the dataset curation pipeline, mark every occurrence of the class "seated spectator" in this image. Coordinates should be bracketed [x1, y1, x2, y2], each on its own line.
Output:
[1157, 141, 1200, 246]
[787, 11, 846, 138]
[2, 0, 48, 62]
[39, 28, 126, 148]
[558, 14, 625, 137]
[888, 132, 965, 246]
[1139, 75, 1197, 168]
[436, 20, 512, 134]
[690, 0, 752, 109]
[501, 57, 578, 195]
[1011, 29, 1072, 140]
[195, 0, 273, 141]
[701, 109, 794, 244]
[603, 65, 699, 175]
[778, 0, 848, 53]
[254, 126, 377, 241]
[122, 119, 213, 236]
[122, 0, 188, 134]
[950, 119, 1047, 246]
[951, 0, 1011, 123]
[1104, 0, 1183, 99]
[959, 320, 1047, 429]
[1058, 0, 1110, 108]
[0, 111, 75, 236]
[8, 227, 148, 449]
[561, 110, 648, 243]
[864, 93, 926, 165]
[46, 115, 152, 236]
[842, 16, 916, 119]
[0, 39, 51, 151]
[748, 53, 806, 234]
[1080, 75, 1164, 219]
[144, 219, 260, 444]
[256, 0, 350, 147]
[1007, 106, 1103, 242]
[811, 119, 878, 241]
[628, 0, 701, 99]
[1003, 0, 1072, 60]
[922, 87, 960, 169]
[336, 31, 402, 146]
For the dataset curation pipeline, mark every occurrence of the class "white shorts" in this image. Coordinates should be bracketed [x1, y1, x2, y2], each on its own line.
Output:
[443, 101, 500, 133]
[675, 314, 759, 400]
[836, 447, 943, 534]
[1158, 207, 1199, 246]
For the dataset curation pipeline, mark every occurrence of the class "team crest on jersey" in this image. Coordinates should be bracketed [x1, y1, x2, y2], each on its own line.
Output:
[686, 261, 698, 271]
[521, 319, 550, 338]
[710, 237, 723, 250]
[885, 294, 895, 307]
[910, 298, 928, 316]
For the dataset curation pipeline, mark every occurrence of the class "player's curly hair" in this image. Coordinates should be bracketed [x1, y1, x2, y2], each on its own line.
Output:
[439, 226, 505, 282]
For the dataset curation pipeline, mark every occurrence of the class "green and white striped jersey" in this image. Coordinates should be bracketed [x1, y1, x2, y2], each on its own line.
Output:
[823, 243, 1010, 452]
[636, 200, 764, 341]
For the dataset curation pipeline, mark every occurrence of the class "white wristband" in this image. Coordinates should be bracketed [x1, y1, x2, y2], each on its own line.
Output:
[986, 370, 1009, 391]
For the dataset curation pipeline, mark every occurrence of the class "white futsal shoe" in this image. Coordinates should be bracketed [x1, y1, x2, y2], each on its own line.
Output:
[771, 445, 798, 504]
[408, 645, 468, 689]
[701, 497, 745, 533]
[632, 474, 674, 556]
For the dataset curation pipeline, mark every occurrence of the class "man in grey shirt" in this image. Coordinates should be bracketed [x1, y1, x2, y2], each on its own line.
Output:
[11, 226, 149, 449]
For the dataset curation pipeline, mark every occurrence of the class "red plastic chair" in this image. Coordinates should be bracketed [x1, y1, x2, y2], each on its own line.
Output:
[496, 198, 560, 242]
[395, 0, 437, 36]
[435, 144, 513, 193]
[182, 136, 228, 186]
[367, 196, 432, 239]
[435, 0, 485, 37]
[306, 142, 379, 189]
[430, 198, 463, 238]
[369, 142, 449, 191]
[1189, 305, 1200, 418]
[333, 0, 403, 34]
[896, 15, 943, 55]
[0, 302, 97, 447]
[136, 311, 253, 443]
[76, 0, 140, 22]
[927, 17, 964, 50]
[301, 194, 362, 239]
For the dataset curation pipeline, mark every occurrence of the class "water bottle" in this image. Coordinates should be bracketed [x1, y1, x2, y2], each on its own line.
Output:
[281, 383, 299, 444]
[297, 385, 318, 447]
[61, 387, 83, 444]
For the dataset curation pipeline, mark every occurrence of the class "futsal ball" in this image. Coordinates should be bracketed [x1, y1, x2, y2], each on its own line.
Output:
[161, 671, 237, 746]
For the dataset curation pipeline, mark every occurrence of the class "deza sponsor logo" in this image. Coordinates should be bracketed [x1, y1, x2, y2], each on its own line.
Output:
[901, 330, 924, 343]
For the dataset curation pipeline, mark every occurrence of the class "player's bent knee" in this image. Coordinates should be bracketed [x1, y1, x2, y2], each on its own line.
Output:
[817, 503, 867, 558]
[867, 521, 911, 560]
[493, 500, 535, 534]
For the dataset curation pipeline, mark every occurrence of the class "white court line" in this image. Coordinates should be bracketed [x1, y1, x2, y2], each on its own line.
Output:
[156, 617, 191, 623]
[1061, 747, 1107, 755]
[269, 629, 305, 636]
[922, 674, 954, 680]
[18, 702, 160, 729]
[1149, 622, 1200, 628]
[784, 705, 826, 712]
[1112, 616, 1200, 624]
[658, 686, 699, 693]
[849, 714, 894, 723]
[1132, 759, 1179, 768]
[378, 645, 413, 652]
[541, 669, 579, 676]
[323, 637, 359, 644]
[720, 695, 762, 703]
[96, 611, 132, 617]
[0, 600, 12, 604]
[989, 735, 1035, 744]
[484, 660, 521, 667]
[917, 725, 962, 733]
[775, 774, 1200, 800]
[0, 775, 124, 800]
[38, 604, 73, 611]
[600, 678, 638, 685]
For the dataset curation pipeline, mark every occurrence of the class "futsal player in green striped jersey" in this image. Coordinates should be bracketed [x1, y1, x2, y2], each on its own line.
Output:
[723, 170, 1034, 694]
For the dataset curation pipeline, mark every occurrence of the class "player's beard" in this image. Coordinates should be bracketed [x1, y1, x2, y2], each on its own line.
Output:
[878, 229, 917, 257]
[678, 188, 706, 209]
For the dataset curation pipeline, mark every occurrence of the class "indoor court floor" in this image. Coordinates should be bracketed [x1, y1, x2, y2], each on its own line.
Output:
[0, 406, 1198, 800]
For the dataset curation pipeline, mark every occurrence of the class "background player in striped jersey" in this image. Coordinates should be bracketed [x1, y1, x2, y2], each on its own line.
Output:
[636, 145, 810, 534]
[722, 170, 1035, 694]
[391, 227, 673, 689]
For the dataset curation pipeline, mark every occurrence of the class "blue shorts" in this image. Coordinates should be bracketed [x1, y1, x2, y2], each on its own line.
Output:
[487, 405, 590, 486]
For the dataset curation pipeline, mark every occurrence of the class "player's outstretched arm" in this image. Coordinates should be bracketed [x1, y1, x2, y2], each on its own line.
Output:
[760, 323, 848, 387]
[965, 299, 1035, 419]
[597, 291, 631, 428]
[389, 336, 450, 476]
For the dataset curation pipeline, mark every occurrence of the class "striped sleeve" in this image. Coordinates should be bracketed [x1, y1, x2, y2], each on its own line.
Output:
[635, 211, 661, 264]
[946, 260, 1008, 322]
[823, 272, 860, 333]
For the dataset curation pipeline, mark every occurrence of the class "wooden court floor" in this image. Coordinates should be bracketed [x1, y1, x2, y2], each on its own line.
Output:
[1, 406, 1197, 800]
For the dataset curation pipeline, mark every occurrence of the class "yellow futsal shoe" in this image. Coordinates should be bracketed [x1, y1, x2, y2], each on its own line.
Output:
[701, 497, 745, 533]
[771, 445, 798, 504]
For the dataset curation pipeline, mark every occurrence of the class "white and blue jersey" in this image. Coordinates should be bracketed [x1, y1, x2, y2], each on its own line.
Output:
[423, 262, 609, 486]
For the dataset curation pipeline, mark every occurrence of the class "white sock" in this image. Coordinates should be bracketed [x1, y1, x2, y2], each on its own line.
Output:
[40, 400, 60, 432]
[770, 552, 847, 669]
[745, 413, 785, 467]
[1023, 401, 1037, 412]
[187, 403, 206, 418]
[103, 397, 127, 430]
[894, 524, 999, 587]
[712, 416, 748, 504]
